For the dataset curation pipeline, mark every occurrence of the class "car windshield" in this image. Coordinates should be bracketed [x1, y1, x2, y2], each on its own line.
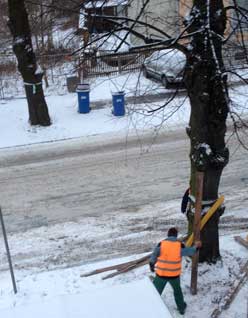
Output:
[148, 49, 185, 71]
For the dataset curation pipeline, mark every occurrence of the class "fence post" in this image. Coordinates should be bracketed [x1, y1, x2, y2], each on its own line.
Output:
[0, 207, 17, 294]
[0, 77, 4, 99]
[118, 56, 122, 74]
[78, 55, 82, 81]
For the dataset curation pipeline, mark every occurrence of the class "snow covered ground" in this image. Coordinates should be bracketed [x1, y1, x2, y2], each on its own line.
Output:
[0, 71, 247, 149]
[0, 72, 247, 317]
[0, 278, 174, 318]
[0, 229, 247, 317]
[0, 72, 187, 148]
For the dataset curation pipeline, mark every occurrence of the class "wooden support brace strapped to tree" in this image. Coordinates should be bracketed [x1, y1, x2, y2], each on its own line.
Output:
[80, 196, 225, 280]
[190, 171, 204, 295]
[186, 195, 225, 247]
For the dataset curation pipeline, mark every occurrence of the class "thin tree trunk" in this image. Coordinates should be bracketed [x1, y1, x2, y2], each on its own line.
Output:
[8, 0, 51, 126]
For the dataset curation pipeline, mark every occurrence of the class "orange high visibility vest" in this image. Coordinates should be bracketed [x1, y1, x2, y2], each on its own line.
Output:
[155, 240, 182, 277]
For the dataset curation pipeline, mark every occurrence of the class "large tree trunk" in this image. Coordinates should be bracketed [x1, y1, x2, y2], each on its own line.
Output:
[184, 0, 229, 263]
[8, 0, 51, 126]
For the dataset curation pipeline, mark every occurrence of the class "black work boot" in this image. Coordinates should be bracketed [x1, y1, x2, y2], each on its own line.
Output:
[179, 302, 187, 315]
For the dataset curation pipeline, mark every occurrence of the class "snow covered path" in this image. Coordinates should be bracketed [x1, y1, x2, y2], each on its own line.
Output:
[0, 233, 247, 318]
[0, 278, 173, 318]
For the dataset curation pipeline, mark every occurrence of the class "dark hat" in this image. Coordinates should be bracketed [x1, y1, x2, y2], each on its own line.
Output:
[167, 227, 178, 237]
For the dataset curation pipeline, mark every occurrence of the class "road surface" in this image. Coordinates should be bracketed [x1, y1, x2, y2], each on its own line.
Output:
[0, 130, 247, 270]
[0, 129, 247, 233]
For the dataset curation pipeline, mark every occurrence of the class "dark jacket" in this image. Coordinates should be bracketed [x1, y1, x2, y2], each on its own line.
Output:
[181, 188, 190, 214]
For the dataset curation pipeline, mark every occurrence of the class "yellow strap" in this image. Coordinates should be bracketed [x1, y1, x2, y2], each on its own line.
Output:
[185, 195, 225, 247]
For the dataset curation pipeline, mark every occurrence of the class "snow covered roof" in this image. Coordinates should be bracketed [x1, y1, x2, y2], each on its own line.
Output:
[84, 0, 128, 9]
[95, 30, 131, 52]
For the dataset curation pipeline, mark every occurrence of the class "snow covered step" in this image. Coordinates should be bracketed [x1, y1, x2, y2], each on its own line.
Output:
[0, 278, 173, 318]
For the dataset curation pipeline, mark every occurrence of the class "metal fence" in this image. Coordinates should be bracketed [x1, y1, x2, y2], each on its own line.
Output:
[0, 53, 77, 98]
[0, 50, 153, 78]
[78, 51, 149, 77]
[80, 47, 248, 78]
[0, 53, 77, 76]
[0, 45, 247, 85]
[0, 50, 151, 97]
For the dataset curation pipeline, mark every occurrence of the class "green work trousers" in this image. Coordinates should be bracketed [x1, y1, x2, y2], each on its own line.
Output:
[153, 275, 185, 312]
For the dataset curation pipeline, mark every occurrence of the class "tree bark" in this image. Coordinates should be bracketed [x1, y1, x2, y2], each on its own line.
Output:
[8, 0, 51, 126]
[184, 0, 229, 263]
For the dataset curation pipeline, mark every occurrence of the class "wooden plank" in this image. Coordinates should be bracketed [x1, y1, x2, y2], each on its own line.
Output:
[81, 263, 127, 278]
[81, 233, 193, 279]
[190, 171, 204, 295]
[81, 255, 150, 277]
[211, 260, 248, 318]
[186, 195, 225, 247]
[103, 259, 149, 280]
[234, 236, 248, 249]
[81, 194, 224, 281]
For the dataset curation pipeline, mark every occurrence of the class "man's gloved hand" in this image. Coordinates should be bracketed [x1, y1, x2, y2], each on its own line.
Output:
[194, 241, 202, 249]
[149, 262, 155, 272]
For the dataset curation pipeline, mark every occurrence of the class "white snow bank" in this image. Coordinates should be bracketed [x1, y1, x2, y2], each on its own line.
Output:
[0, 73, 247, 149]
[0, 92, 189, 149]
[0, 278, 172, 318]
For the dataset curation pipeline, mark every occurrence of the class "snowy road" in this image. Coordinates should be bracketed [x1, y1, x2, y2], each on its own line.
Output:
[0, 129, 247, 235]
[0, 129, 247, 272]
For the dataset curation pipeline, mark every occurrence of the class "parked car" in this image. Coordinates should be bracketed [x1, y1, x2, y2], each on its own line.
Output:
[142, 49, 186, 88]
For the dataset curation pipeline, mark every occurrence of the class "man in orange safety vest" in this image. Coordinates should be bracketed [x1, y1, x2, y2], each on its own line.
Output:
[149, 227, 201, 315]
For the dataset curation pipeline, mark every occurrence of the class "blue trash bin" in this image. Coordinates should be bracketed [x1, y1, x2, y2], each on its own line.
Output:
[112, 91, 125, 116]
[76, 83, 90, 113]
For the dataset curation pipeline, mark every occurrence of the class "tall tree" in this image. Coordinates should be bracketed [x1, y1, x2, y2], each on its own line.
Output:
[81, 0, 248, 263]
[8, 0, 51, 126]
[184, 0, 229, 262]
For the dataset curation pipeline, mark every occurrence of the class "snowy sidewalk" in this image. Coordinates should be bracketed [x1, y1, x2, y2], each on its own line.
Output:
[0, 279, 172, 318]
[0, 71, 247, 149]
